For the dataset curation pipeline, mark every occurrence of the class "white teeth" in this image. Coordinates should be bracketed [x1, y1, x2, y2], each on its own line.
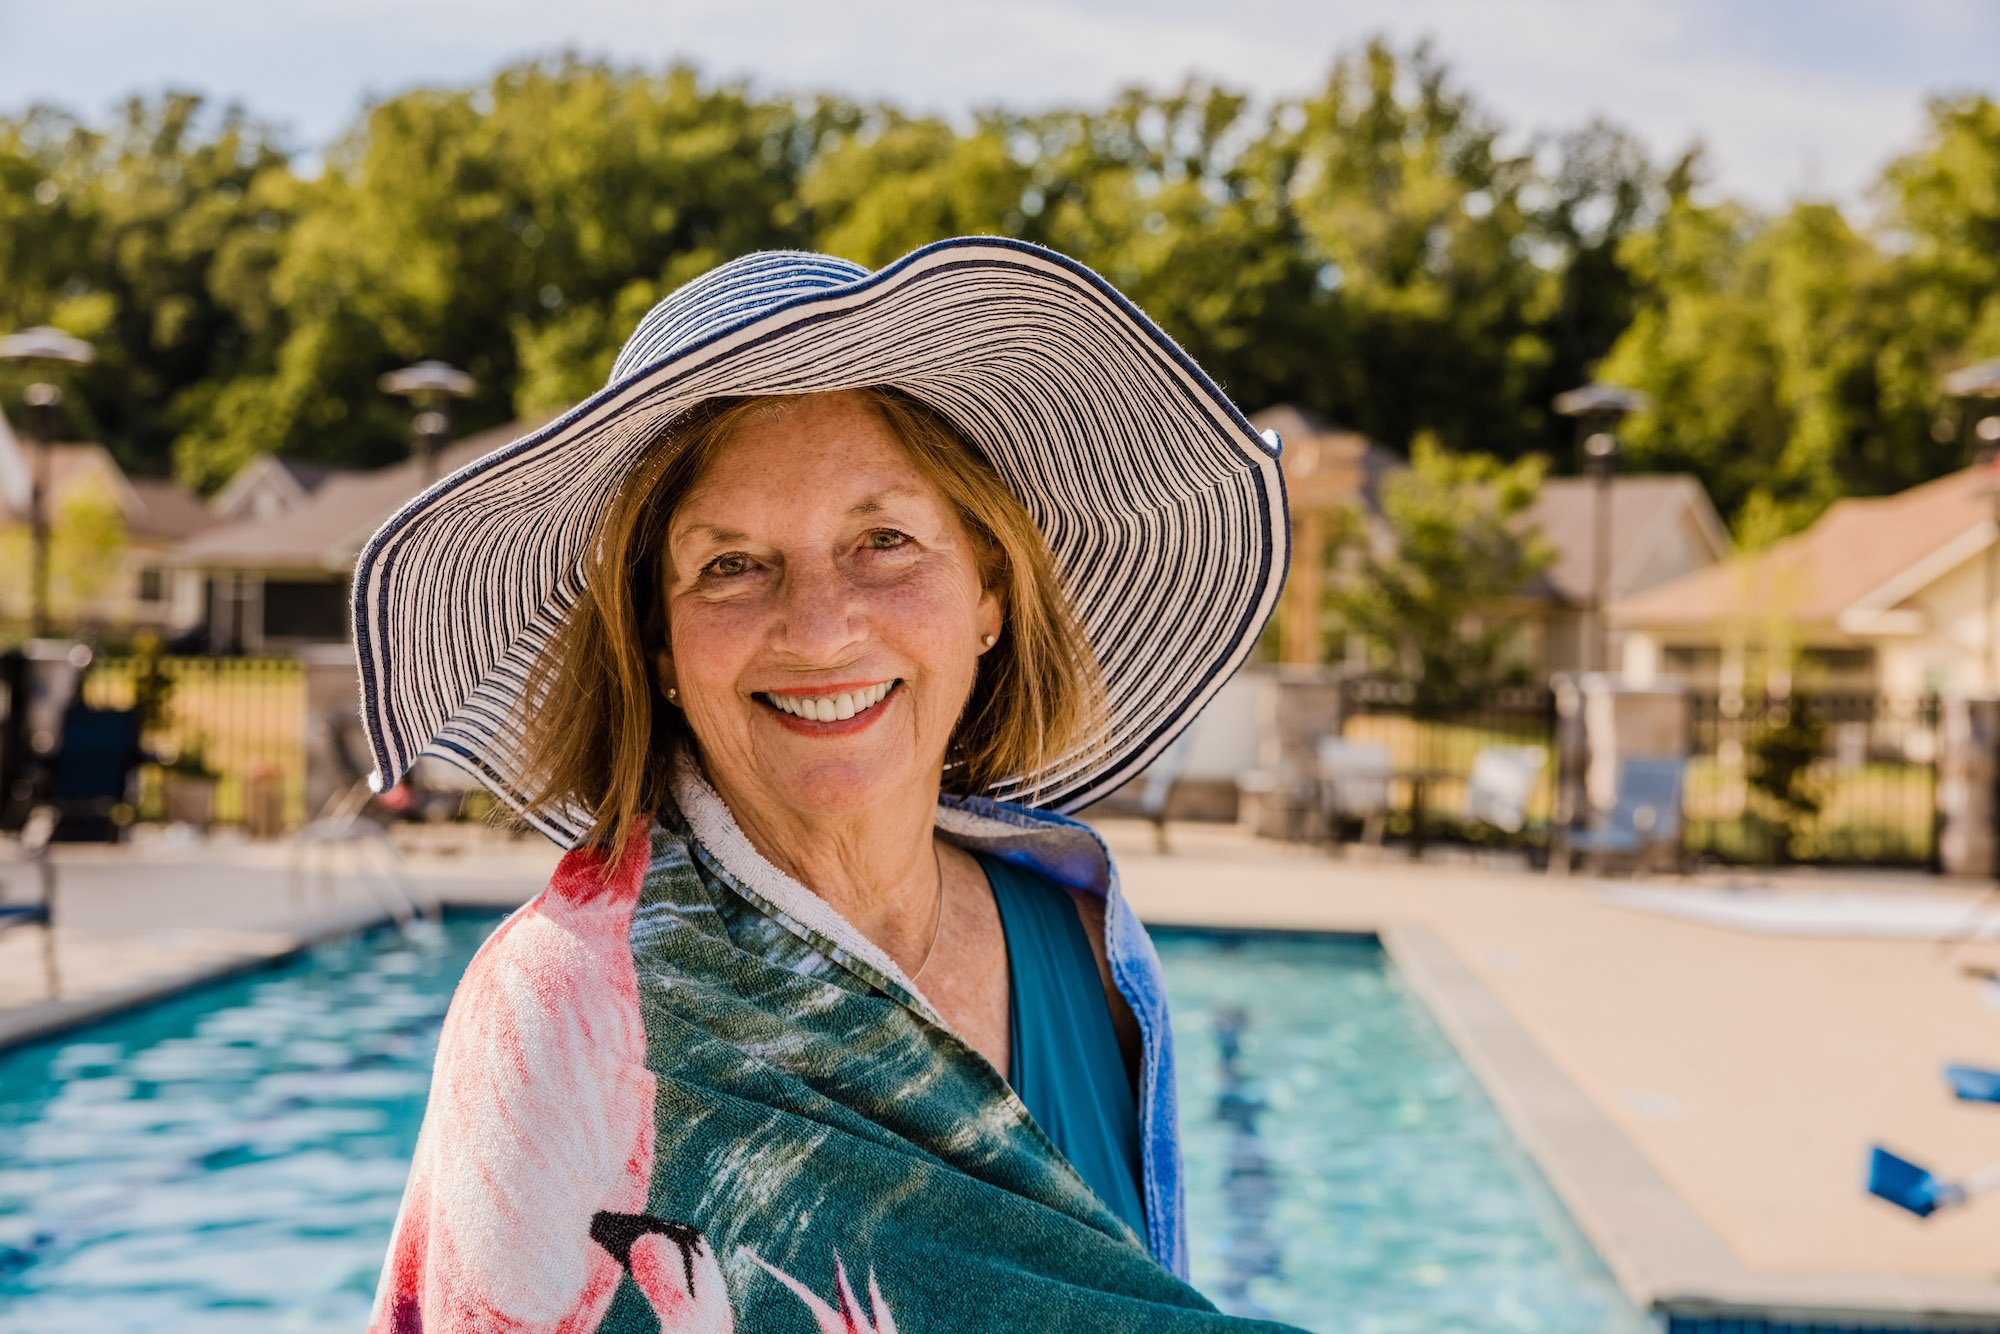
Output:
[766, 681, 894, 720]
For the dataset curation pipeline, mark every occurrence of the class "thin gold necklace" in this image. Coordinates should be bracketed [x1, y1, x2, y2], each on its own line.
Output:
[908, 843, 947, 983]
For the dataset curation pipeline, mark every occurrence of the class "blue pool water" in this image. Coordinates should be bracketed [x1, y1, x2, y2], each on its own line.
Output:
[0, 915, 1648, 1331]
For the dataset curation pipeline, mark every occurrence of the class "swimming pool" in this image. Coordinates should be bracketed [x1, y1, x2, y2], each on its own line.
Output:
[0, 915, 1648, 1331]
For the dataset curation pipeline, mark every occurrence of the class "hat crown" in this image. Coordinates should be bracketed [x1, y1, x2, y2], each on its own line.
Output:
[606, 250, 869, 386]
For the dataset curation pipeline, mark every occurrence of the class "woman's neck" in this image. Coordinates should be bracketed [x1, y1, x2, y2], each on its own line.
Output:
[697, 760, 948, 970]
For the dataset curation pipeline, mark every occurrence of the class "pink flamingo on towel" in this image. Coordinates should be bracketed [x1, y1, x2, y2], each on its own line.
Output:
[369, 831, 904, 1334]
[370, 834, 671, 1333]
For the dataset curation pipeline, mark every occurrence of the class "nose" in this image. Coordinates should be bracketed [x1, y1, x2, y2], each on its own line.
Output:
[769, 553, 867, 665]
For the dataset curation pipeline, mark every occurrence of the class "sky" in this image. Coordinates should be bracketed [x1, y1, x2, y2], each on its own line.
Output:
[4, 0, 1997, 219]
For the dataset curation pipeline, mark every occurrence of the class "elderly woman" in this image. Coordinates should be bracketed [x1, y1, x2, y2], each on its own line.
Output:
[362, 240, 1292, 1332]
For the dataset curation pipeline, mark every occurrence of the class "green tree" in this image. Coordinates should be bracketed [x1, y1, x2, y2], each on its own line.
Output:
[1278, 38, 1557, 460]
[1325, 433, 1554, 715]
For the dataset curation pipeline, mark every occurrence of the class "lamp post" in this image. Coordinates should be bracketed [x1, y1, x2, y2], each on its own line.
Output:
[378, 359, 476, 487]
[0, 326, 96, 637]
[1944, 360, 2000, 692]
[1553, 382, 1649, 675]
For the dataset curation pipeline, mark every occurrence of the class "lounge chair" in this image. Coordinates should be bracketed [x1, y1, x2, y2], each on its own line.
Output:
[4, 703, 147, 992]
[1554, 755, 1686, 875]
[1316, 738, 1393, 846]
[289, 710, 437, 923]
[1136, 726, 1199, 854]
[1463, 744, 1547, 835]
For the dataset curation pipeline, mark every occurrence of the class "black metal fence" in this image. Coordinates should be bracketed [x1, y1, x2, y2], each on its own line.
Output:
[1337, 679, 1560, 854]
[81, 655, 306, 829]
[1684, 691, 1939, 869]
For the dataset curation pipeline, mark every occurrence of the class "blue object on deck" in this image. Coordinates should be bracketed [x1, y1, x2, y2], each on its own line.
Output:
[1561, 756, 1687, 874]
[1867, 1145, 1953, 1218]
[1945, 1065, 2000, 1103]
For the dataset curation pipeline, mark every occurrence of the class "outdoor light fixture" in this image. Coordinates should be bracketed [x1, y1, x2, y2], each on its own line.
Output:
[1554, 381, 1649, 677]
[379, 359, 477, 486]
[0, 326, 97, 637]
[1942, 358, 2000, 692]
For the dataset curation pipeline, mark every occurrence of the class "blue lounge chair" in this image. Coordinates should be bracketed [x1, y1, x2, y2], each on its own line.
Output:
[1556, 755, 1686, 875]
[1867, 1144, 2000, 1219]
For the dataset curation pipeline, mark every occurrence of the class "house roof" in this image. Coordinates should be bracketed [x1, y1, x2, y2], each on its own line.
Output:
[124, 477, 215, 542]
[1524, 474, 1732, 606]
[1247, 404, 1401, 512]
[0, 438, 212, 543]
[1612, 465, 1991, 629]
[174, 414, 563, 571]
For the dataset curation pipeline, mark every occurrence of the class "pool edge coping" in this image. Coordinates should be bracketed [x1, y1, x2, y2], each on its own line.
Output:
[0, 902, 400, 1051]
[1381, 919, 2000, 1330]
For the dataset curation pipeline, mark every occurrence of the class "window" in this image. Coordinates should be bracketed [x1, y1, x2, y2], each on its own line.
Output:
[136, 567, 166, 603]
[260, 578, 349, 641]
[1662, 645, 1721, 678]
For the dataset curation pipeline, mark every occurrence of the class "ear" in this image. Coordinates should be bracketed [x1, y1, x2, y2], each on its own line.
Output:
[653, 648, 676, 697]
[975, 583, 1004, 652]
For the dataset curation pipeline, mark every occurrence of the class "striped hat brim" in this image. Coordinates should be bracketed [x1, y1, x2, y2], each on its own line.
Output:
[353, 236, 1289, 846]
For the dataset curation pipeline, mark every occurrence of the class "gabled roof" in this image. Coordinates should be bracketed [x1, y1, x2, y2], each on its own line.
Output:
[124, 477, 215, 542]
[1524, 474, 1732, 606]
[207, 453, 350, 523]
[0, 430, 213, 543]
[175, 414, 563, 571]
[1612, 466, 1991, 629]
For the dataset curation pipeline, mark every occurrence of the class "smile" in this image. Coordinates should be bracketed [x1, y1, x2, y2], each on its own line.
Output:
[757, 679, 897, 723]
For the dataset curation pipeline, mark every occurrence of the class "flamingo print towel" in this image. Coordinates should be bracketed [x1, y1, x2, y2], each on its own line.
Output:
[370, 773, 1303, 1333]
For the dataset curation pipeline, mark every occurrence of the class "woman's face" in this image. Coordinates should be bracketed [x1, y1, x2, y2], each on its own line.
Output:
[661, 391, 1003, 823]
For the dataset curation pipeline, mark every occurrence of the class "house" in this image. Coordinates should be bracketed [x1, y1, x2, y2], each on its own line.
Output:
[207, 454, 346, 525]
[1613, 466, 2000, 699]
[0, 407, 214, 633]
[1250, 400, 1730, 676]
[1520, 474, 1733, 675]
[1248, 405, 1401, 665]
[170, 414, 560, 653]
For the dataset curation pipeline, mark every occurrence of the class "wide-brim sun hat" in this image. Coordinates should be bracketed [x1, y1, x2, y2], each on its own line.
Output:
[353, 236, 1289, 847]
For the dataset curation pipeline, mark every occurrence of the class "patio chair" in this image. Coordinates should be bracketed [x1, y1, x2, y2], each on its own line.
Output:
[1316, 738, 1392, 846]
[0, 804, 59, 997]
[289, 710, 434, 924]
[1136, 726, 1199, 854]
[1554, 755, 1686, 876]
[1, 702, 148, 998]
[1463, 744, 1547, 836]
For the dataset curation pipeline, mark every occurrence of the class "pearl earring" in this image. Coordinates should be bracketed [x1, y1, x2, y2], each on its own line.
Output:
[666, 686, 679, 703]
[981, 634, 996, 649]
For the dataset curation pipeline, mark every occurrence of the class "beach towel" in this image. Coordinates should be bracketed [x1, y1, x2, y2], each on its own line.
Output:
[369, 774, 1302, 1333]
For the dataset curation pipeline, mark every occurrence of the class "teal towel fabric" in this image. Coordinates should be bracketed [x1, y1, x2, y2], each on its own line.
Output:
[983, 851, 1149, 1241]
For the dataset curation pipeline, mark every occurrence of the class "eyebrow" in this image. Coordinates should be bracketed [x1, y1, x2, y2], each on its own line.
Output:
[674, 486, 925, 544]
[849, 486, 923, 517]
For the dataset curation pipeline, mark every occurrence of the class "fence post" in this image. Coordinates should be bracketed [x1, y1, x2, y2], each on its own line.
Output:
[1936, 693, 2000, 878]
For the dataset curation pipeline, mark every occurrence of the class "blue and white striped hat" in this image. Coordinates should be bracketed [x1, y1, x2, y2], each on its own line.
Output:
[353, 236, 1289, 846]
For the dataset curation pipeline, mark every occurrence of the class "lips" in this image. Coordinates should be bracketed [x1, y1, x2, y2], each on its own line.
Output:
[757, 680, 897, 723]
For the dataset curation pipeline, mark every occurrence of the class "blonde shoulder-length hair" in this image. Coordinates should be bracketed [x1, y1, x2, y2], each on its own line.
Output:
[517, 385, 1106, 855]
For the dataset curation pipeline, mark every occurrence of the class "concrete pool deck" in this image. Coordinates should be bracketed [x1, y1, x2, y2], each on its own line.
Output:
[3, 819, 1998, 1327]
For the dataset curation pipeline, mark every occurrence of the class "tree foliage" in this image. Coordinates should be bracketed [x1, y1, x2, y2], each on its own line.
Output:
[1325, 434, 1554, 715]
[0, 37, 1994, 565]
